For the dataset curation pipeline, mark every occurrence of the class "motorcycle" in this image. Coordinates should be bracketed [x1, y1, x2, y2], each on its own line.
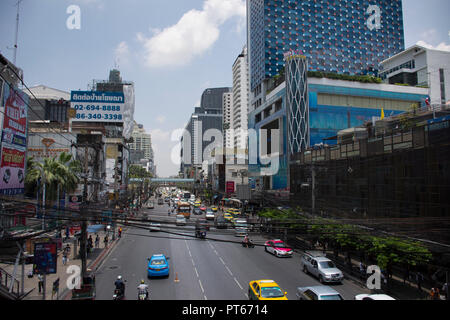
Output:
[241, 241, 255, 248]
[138, 291, 149, 300]
[113, 288, 125, 300]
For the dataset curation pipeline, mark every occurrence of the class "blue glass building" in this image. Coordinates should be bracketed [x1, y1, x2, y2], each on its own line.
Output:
[248, 78, 429, 190]
[248, 0, 405, 94]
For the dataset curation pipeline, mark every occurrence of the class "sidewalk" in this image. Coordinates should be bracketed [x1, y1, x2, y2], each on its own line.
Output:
[0, 229, 121, 300]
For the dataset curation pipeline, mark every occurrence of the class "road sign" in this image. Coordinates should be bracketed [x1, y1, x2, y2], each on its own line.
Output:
[34, 242, 57, 274]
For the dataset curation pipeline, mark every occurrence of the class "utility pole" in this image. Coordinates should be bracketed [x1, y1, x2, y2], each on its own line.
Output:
[311, 163, 316, 216]
[80, 144, 89, 281]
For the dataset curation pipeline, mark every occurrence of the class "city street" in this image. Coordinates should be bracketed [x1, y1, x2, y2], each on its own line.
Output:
[94, 202, 370, 300]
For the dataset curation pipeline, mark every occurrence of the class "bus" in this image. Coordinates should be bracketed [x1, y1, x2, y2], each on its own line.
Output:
[177, 201, 191, 219]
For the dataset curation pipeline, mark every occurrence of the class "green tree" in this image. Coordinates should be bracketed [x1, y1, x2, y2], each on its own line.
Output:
[25, 152, 81, 204]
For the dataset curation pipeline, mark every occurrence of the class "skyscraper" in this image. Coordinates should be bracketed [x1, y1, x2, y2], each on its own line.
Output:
[247, 0, 405, 109]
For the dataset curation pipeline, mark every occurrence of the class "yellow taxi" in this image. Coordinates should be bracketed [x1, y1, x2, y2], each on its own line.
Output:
[226, 208, 240, 215]
[194, 200, 201, 207]
[248, 280, 288, 300]
[223, 212, 233, 221]
[211, 206, 218, 212]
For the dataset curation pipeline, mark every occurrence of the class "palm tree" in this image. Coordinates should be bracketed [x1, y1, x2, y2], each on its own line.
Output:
[25, 152, 81, 206]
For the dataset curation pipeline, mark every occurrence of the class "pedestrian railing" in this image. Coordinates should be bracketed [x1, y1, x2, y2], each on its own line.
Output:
[0, 266, 20, 299]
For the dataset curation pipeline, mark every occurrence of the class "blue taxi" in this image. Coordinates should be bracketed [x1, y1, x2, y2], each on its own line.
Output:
[147, 254, 170, 278]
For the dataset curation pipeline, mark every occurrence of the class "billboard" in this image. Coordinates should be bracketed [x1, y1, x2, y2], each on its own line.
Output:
[34, 242, 57, 274]
[71, 91, 125, 123]
[0, 83, 28, 195]
[226, 181, 235, 194]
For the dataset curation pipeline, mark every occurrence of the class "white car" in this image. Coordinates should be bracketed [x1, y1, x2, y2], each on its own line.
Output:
[146, 201, 154, 209]
[354, 294, 395, 300]
[205, 209, 215, 220]
[149, 223, 161, 232]
[175, 215, 187, 226]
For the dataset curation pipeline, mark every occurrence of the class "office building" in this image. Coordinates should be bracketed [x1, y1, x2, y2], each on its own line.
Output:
[247, 0, 405, 110]
[380, 44, 450, 105]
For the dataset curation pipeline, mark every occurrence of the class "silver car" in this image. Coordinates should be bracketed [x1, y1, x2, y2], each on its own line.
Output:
[296, 286, 344, 300]
[175, 215, 187, 226]
[300, 251, 344, 283]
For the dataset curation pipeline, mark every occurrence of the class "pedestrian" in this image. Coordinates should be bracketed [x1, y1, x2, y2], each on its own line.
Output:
[403, 268, 410, 285]
[95, 234, 100, 248]
[104, 235, 109, 248]
[430, 287, 440, 300]
[64, 244, 71, 256]
[359, 262, 366, 280]
[442, 282, 448, 300]
[168, 208, 171, 216]
[62, 251, 68, 265]
[38, 274, 44, 293]
[416, 272, 424, 292]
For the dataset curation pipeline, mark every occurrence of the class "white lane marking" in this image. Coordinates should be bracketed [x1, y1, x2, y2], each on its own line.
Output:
[225, 265, 233, 276]
[219, 257, 226, 265]
[234, 277, 243, 290]
[199, 279, 205, 293]
[194, 267, 199, 278]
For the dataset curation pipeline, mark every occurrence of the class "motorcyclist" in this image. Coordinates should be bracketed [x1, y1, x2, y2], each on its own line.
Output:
[243, 234, 252, 247]
[137, 279, 149, 300]
[114, 275, 125, 297]
[118, 227, 122, 238]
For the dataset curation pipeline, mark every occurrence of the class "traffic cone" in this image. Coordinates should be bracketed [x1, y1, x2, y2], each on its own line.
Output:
[174, 272, 180, 283]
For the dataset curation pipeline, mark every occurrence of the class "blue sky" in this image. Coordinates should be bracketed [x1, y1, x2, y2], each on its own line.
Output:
[0, 0, 449, 177]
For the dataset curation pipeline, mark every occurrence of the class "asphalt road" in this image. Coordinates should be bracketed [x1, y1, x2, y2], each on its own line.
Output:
[94, 201, 370, 300]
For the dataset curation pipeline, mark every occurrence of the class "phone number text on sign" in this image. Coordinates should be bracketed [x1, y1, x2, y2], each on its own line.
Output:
[70, 91, 125, 123]
[73, 104, 123, 121]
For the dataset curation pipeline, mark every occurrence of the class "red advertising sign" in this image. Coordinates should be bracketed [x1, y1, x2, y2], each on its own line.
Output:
[0, 147, 25, 167]
[226, 181, 235, 194]
[2, 89, 27, 135]
[0, 84, 28, 196]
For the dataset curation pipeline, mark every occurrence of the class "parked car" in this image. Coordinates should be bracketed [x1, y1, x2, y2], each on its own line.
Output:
[175, 215, 186, 226]
[300, 251, 344, 284]
[248, 280, 288, 300]
[354, 294, 395, 300]
[296, 286, 344, 300]
[214, 216, 228, 229]
[264, 239, 293, 258]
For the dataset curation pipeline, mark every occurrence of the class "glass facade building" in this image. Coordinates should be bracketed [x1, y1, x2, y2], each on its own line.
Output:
[248, 0, 405, 92]
[248, 78, 428, 190]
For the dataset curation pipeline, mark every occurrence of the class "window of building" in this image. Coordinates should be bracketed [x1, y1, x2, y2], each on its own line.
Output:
[440, 68, 446, 104]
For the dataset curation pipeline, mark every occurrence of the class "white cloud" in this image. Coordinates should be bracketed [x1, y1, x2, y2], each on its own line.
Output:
[114, 41, 130, 66]
[416, 40, 450, 52]
[156, 115, 166, 124]
[137, 0, 246, 68]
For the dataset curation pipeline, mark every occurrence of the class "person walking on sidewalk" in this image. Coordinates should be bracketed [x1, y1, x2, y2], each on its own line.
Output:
[38, 274, 44, 293]
[62, 250, 68, 265]
[95, 234, 100, 248]
[416, 272, 424, 292]
[104, 235, 109, 248]
[442, 282, 448, 300]
[430, 287, 440, 300]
